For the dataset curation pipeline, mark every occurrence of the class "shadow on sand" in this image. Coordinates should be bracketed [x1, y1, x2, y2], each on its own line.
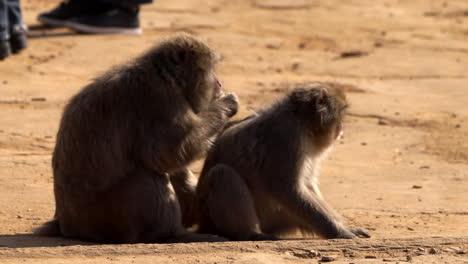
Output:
[27, 24, 80, 39]
[0, 234, 95, 248]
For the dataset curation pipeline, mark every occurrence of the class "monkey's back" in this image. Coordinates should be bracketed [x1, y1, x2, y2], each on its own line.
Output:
[52, 66, 157, 198]
[201, 107, 305, 189]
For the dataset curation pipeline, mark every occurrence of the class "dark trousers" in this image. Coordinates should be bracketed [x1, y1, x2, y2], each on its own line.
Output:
[0, 0, 22, 40]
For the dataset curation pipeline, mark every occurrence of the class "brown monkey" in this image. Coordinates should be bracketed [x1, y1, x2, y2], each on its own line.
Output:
[196, 83, 370, 240]
[34, 33, 238, 243]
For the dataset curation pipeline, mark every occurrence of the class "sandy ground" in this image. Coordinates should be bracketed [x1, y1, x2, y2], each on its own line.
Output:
[0, 0, 467, 263]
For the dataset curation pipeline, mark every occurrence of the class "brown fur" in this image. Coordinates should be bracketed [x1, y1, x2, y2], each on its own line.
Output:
[196, 83, 370, 240]
[34, 33, 237, 243]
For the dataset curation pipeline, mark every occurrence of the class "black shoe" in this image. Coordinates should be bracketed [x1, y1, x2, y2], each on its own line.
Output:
[67, 7, 141, 35]
[10, 24, 28, 54]
[0, 40, 12, 60]
[37, 0, 107, 27]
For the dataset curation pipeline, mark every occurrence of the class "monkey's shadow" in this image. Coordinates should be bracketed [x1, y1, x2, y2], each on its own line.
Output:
[0, 234, 95, 248]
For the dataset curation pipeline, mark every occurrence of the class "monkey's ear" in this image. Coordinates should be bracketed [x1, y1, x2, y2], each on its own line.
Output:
[315, 88, 329, 108]
[171, 48, 191, 65]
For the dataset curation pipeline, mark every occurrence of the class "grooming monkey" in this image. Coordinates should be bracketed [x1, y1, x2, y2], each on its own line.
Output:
[196, 83, 371, 240]
[34, 33, 238, 243]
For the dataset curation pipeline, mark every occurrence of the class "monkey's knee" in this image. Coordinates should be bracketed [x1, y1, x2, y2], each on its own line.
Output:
[198, 165, 259, 240]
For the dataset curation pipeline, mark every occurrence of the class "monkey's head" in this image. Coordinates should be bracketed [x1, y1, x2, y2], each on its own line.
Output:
[290, 84, 348, 147]
[149, 33, 223, 113]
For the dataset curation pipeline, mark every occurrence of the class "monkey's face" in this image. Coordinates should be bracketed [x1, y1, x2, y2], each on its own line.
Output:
[157, 33, 222, 113]
[335, 120, 344, 140]
[291, 85, 347, 145]
[207, 71, 223, 100]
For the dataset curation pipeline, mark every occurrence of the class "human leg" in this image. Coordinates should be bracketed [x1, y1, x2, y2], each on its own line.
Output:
[0, 0, 11, 60]
[7, 0, 27, 53]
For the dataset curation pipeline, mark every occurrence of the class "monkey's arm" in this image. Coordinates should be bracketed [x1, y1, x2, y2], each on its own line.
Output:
[223, 113, 259, 130]
[272, 183, 356, 239]
[143, 94, 237, 173]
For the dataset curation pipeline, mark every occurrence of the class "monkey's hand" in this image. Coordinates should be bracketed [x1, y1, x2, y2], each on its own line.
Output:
[350, 228, 371, 238]
[335, 228, 371, 239]
[335, 229, 357, 239]
[217, 92, 239, 118]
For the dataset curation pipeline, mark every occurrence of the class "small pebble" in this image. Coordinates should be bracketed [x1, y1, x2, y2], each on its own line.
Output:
[291, 63, 300, 71]
[339, 50, 368, 58]
[320, 256, 335, 262]
[365, 255, 377, 259]
[361, 142, 367, 146]
[417, 247, 425, 252]
[455, 124, 461, 128]
[378, 119, 388, 125]
[266, 43, 281, 49]
[412, 185, 422, 189]
[406, 255, 413, 261]
[407, 227, 414, 231]
[31, 97, 46, 102]
[419, 165, 430, 169]
[429, 248, 437, 254]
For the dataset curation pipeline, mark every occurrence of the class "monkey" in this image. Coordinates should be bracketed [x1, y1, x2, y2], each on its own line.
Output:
[196, 83, 371, 241]
[34, 33, 238, 243]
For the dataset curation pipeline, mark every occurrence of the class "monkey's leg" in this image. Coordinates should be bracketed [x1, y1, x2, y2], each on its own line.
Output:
[259, 210, 303, 238]
[274, 185, 360, 239]
[169, 167, 198, 228]
[199, 164, 276, 241]
[126, 169, 225, 243]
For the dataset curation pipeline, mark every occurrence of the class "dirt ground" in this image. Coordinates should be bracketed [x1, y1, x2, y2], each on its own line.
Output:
[0, 0, 467, 263]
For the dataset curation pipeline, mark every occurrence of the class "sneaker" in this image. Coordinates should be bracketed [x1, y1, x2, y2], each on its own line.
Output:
[10, 24, 28, 54]
[0, 40, 12, 60]
[67, 7, 142, 35]
[37, 0, 107, 27]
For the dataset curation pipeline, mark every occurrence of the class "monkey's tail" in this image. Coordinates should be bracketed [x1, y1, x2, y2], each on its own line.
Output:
[33, 219, 62, 237]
